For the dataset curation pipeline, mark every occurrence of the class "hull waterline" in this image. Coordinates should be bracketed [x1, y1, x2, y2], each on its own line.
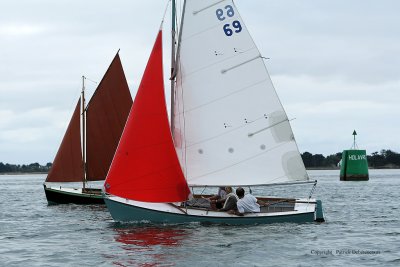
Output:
[104, 197, 321, 225]
[44, 184, 104, 205]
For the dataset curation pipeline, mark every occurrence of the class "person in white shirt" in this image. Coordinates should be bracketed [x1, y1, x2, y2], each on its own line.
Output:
[230, 187, 268, 216]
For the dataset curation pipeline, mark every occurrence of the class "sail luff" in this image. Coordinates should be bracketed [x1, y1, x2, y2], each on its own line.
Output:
[86, 53, 133, 181]
[172, 0, 188, 175]
[46, 99, 84, 183]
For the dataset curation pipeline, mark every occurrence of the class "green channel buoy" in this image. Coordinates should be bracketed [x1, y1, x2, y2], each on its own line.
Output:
[340, 130, 369, 181]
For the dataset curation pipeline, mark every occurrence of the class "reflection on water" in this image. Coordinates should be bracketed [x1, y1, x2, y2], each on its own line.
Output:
[2, 172, 400, 266]
[110, 225, 189, 266]
[115, 226, 188, 247]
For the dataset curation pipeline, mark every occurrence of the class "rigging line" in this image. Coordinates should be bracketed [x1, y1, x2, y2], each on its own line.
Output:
[173, 0, 189, 179]
[81, 76, 98, 113]
[193, 0, 226, 15]
[189, 141, 291, 180]
[305, 181, 318, 210]
[308, 181, 317, 199]
[83, 76, 98, 85]
[168, 203, 187, 214]
[174, 42, 188, 178]
[311, 182, 328, 222]
[248, 118, 294, 137]
[221, 55, 261, 74]
[160, 0, 172, 28]
[178, 78, 268, 114]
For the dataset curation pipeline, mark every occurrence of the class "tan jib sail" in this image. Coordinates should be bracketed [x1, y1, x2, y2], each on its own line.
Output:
[86, 53, 133, 181]
[46, 99, 84, 182]
[46, 53, 132, 183]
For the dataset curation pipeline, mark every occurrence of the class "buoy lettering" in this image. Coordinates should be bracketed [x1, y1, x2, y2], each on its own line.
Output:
[348, 155, 366, 160]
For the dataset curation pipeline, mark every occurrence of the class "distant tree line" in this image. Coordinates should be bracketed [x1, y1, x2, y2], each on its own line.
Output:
[1, 149, 400, 173]
[301, 149, 400, 169]
[0, 162, 52, 173]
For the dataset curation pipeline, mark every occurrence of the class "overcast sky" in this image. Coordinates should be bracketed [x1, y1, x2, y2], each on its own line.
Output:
[1, 0, 399, 164]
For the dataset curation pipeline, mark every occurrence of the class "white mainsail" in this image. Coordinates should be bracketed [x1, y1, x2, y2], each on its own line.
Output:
[173, 0, 308, 186]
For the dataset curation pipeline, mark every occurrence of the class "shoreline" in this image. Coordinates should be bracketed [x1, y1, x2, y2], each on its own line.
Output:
[2, 167, 400, 175]
[0, 172, 48, 175]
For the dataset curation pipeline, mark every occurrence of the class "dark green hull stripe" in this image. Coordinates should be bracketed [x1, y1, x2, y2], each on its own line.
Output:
[105, 198, 315, 225]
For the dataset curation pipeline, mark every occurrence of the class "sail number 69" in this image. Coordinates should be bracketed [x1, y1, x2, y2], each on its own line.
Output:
[216, 5, 242, 36]
[223, 21, 242, 36]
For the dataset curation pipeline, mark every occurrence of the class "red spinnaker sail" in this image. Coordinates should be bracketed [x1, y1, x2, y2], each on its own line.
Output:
[105, 31, 190, 203]
[46, 99, 84, 182]
[86, 53, 132, 181]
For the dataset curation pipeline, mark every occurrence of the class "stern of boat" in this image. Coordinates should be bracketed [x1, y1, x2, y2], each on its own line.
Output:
[315, 199, 325, 222]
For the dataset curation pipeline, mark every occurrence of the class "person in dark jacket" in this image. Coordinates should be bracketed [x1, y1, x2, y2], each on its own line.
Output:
[218, 187, 238, 212]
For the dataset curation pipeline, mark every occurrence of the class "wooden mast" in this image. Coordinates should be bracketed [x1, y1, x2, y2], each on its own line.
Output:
[81, 76, 87, 189]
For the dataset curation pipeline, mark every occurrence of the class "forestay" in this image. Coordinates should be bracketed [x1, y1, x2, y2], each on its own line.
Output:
[174, 0, 308, 186]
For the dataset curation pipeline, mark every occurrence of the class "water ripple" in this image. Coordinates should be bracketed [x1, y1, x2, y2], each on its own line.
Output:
[0, 171, 399, 266]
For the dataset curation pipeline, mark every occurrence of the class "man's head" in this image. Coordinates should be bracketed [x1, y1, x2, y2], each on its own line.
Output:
[225, 186, 233, 194]
[236, 187, 245, 198]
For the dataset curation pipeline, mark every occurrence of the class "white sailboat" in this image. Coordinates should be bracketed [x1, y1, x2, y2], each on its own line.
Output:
[103, 0, 324, 224]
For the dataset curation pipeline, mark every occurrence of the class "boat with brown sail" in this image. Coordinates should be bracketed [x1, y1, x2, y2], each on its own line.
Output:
[44, 52, 132, 204]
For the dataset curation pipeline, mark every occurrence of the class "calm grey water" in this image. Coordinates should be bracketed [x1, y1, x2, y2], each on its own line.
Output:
[1, 170, 399, 267]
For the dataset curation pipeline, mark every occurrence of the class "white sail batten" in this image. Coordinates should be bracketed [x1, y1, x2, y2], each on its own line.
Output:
[174, 0, 308, 186]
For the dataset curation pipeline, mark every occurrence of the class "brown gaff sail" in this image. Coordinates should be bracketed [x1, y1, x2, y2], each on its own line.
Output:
[86, 54, 132, 181]
[46, 53, 132, 183]
[46, 99, 84, 182]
